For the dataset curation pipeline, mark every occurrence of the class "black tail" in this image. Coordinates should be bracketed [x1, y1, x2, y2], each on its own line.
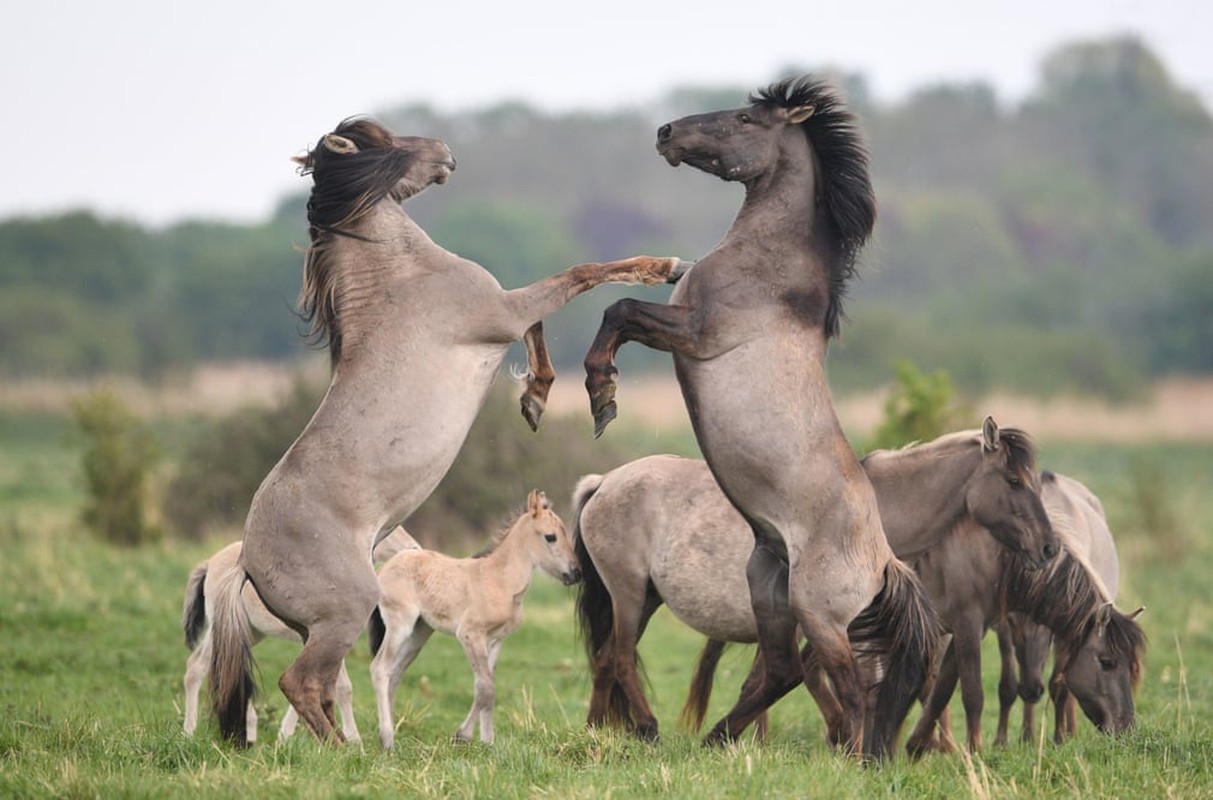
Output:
[368, 606, 386, 657]
[570, 474, 636, 726]
[182, 561, 208, 650]
[209, 565, 257, 747]
[848, 559, 941, 760]
[680, 638, 731, 732]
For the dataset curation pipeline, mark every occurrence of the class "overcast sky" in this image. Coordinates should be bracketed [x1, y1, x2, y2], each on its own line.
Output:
[3, 0, 1209, 227]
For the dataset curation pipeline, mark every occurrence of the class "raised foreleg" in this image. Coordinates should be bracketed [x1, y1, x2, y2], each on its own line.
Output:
[584, 299, 700, 437]
[519, 322, 555, 431]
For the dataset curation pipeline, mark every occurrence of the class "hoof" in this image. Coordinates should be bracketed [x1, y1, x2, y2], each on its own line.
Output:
[520, 394, 544, 432]
[592, 402, 617, 439]
[452, 733, 471, 745]
[701, 727, 735, 749]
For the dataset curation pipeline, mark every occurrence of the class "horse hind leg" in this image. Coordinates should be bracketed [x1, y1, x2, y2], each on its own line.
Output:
[182, 633, 212, 736]
[279, 590, 377, 743]
[335, 660, 360, 744]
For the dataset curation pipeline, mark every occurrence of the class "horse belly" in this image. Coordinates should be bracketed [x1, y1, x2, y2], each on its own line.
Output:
[649, 519, 759, 643]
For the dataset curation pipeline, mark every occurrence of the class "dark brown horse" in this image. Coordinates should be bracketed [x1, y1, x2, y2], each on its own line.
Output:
[903, 471, 1146, 756]
[583, 76, 937, 759]
[208, 118, 683, 745]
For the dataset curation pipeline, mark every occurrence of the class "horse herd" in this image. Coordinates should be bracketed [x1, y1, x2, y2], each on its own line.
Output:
[189, 74, 1146, 762]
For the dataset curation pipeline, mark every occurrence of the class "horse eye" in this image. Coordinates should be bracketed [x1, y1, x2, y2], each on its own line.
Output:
[543, 533, 557, 543]
[1099, 657, 1116, 671]
[1007, 474, 1022, 487]
[739, 113, 751, 124]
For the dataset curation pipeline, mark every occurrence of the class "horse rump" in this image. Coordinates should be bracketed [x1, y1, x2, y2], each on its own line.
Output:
[847, 559, 941, 760]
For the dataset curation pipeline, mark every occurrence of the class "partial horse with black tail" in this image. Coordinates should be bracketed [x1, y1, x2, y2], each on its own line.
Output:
[582, 75, 936, 759]
[209, 118, 683, 745]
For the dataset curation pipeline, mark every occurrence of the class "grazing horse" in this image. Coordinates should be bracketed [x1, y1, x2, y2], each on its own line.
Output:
[582, 75, 936, 758]
[993, 471, 1139, 745]
[209, 117, 682, 745]
[903, 471, 1146, 757]
[181, 528, 418, 742]
[368, 490, 580, 747]
[571, 419, 1055, 742]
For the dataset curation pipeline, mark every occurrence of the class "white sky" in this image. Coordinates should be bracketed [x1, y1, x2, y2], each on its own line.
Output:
[2, 0, 1210, 227]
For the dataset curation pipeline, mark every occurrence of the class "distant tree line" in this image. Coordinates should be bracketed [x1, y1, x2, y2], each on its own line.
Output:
[2, 36, 1210, 398]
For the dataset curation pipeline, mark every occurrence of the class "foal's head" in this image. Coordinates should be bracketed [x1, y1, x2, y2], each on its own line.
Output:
[521, 490, 582, 586]
[965, 417, 1058, 569]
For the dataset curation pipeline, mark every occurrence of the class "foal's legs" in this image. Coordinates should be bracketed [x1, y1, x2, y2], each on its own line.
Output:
[455, 631, 496, 744]
[370, 608, 434, 750]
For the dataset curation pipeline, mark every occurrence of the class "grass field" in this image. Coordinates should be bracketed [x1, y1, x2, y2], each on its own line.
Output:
[2, 396, 1212, 798]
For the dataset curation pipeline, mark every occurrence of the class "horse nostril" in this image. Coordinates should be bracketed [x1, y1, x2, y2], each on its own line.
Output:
[657, 123, 672, 142]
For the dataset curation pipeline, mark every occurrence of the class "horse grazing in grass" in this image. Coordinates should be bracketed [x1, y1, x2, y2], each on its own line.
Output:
[570, 419, 1055, 743]
[992, 470, 1141, 745]
[368, 490, 580, 747]
[903, 470, 1146, 757]
[209, 117, 682, 745]
[182, 528, 418, 742]
[582, 75, 937, 759]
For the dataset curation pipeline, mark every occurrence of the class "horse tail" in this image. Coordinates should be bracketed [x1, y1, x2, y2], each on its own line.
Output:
[848, 558, 941, 760]
[571, 473, 638, 725]
[208, 564, 257, 747]
[571, 473, 610, 662]
[182, 561, 208, 651]
[368, 606, 386, 657]
[680, 638, 730, 732]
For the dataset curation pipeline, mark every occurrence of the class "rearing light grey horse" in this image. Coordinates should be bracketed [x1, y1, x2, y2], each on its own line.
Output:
[208, 118, 683, 745]
[583, 76, 938, 759]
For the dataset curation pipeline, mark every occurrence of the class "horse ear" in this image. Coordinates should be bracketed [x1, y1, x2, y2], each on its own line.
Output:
[1095, 601, 1113, 633]
[322, 134, 359, 155]
[1128, 606, 1145, 620]
[788, 105, 816, 124]
[527, 489, 548, 515]
[981, 415, 1000, 452]
[290, 154, 309, 166]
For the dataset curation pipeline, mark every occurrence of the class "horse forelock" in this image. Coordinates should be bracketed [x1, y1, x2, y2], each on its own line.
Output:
[752, 76, 875, 338]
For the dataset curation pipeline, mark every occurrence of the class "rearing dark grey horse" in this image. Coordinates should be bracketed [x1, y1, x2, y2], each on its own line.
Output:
[583, 77, 938, 759]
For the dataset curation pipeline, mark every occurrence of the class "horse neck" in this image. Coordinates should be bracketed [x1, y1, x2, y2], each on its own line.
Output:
[730, 141, 819, 251]
[866, 445, 974, 556]
[323, 203, 431, 362]
[480, 520, 537, 596]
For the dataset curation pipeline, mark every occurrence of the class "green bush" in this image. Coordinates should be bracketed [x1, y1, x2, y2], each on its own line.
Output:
[67, 388, 161, 545]
[163, 378, 322, 539]
[865, 360, 971, 452]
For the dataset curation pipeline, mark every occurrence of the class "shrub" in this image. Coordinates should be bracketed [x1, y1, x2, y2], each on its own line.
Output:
[865, 360, 971, 452]
[67, 388, 161, 545]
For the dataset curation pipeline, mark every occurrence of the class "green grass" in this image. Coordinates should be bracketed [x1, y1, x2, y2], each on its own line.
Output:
[2, 412, 1213, 798]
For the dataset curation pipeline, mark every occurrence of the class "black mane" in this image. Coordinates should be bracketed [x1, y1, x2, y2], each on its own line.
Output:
[752, 76, 876, 338]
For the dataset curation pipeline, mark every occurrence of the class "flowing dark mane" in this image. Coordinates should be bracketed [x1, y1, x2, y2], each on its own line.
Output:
[862, 426, 1037, 478]
[294, 117, 414, 361]
[752, 76, 876, 338]
[1001, 550, 1146, 685]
